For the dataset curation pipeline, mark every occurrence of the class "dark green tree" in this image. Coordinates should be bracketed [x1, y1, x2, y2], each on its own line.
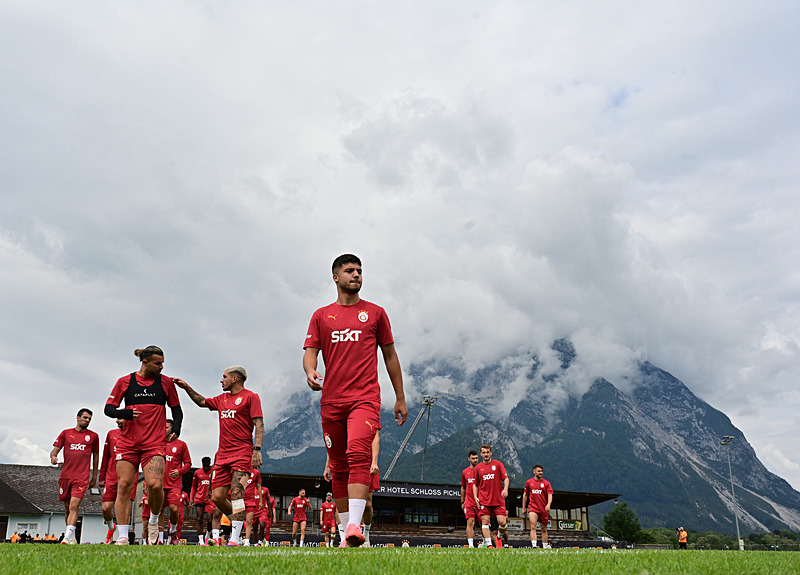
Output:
[603, 502, 642, 542]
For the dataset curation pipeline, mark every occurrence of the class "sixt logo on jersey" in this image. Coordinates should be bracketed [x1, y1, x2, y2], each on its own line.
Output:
[482, 473, 495, 481]
[166, 455, 174, 462]
[70, 444, 87, 451]
[530, 489, 544, 494]
[221, 409, 236, 419]
[331, 329, 362, 343]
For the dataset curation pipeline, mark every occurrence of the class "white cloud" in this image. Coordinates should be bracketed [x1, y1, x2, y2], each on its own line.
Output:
[1, 0, 800, 489]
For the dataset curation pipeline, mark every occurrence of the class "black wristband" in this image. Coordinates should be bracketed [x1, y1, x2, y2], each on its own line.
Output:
[254, 446, 261, 451]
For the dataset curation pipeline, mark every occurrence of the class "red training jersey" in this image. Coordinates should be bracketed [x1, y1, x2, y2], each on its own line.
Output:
[244, 468, 261, 506]
[290, 497, 311, 522]
[191, 466, 213, 504]
[99, 428, 122, 485]
[54, 428, 99, 481]
[304, 300, 394, 405]
[164, 438, 192, 490]
[106, 373, 180, 452]
[524, 477, 554, 513]
[473, 459, 508, 508]
[321, 501, 337, 525]
[461, 465, 479, 510]
[205, 388, 263, 462]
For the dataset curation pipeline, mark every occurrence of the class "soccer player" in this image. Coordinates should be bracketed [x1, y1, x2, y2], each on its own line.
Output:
[263, 491, 276, 545]
[289, 488, 312, 546]
[303, 253, 408, 547]
[104, 346, 184, 545]
[472, 444, 509, 548]
[163, 419, 192, 545]
[460, 450, 480, 548]
[190, 456, 213, 545]
[362, 429, 381, 547]
[174, 365, 264, 547]
[320, 492, 338, 547]
[175, 490, 189, 541]
[99, 418, 125, 543]
[522, 464, 553, 548]
[50, 408, 100, 544]
[242, 467, 262, 546]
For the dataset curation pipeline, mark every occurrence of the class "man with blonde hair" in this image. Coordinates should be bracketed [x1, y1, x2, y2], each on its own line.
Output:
[175, 366, 264, 547]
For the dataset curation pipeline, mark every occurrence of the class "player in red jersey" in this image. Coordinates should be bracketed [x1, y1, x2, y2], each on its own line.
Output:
[175, 365, 264, 547]
[162, 419, 192, 545]
[50, 408, 100, 544]
[99, 418, 125, 543]
[104, 346, 183, 545]
[289, 488, 312, 546]
[242, 467, 262, 546]
[472, 444, 509, 548]
[175, 490, 189, 541]
[522, 464, 554, 549]
[304, 254, 407, 547]
[190, 457, 213, 545]
[362, 429, 381, 547]
[262, 492, 276, 545]
[320, 493, 338, 547]
[460, 450, 480, 548]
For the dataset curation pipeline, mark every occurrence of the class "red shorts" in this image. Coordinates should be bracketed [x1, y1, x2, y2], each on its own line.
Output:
[529, 509, 550, 527]
[211, 457, 252, 489]
[464, 503, 480, 520]
[293, 514, 308, 524]
[59, 478, 88, 502]
[321, 400, 381, 500]
[102, 480, 118, 503]
[204, 501, 215, 515]
[162, 487, 181, 506]
[321, 522, 336, 533]
[370, 473, 380, 493]
[116, 446, 165, 471]
[142, 502, 151, 520]
[479, 505, 508, 518]
[246, 505, 257, 518]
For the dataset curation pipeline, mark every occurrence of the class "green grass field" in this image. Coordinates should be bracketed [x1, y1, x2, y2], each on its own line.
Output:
[2, 545, 800, 575]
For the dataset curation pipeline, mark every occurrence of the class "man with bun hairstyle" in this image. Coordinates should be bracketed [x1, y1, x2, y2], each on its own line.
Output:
[304, 254, 408, 547]
[105, 346, 183, 545]
[174, 365, 264, 547]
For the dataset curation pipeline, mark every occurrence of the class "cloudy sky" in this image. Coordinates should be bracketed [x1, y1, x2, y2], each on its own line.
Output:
[2, 1, 800, 489]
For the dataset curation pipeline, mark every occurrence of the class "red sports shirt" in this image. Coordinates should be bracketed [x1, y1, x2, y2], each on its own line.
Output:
[205, 388, 263, 462]
[54, 428, 99, 480]
[99, 428, 122, 485]
[106, 373, 180, 452]
[304, 300, 394, 405]
[473, 459, 508, 507]
[321, 501, 337, 525]
[524, 477, 554, 513]
[290, 497, 311, 522]
[461, 465, 480, 510]
[190, 466, 213, 504]
[164, 438, 191, 490]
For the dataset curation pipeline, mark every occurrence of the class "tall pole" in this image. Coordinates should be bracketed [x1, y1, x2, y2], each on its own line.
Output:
[420, 396, 438, 482]
[721, 436, 743, 550]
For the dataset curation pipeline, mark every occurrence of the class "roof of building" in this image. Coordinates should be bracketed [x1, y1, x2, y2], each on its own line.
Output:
[0, 464, 103, 515]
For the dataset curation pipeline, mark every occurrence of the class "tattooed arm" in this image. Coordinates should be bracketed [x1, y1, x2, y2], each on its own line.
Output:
[172, 378, 208, 408]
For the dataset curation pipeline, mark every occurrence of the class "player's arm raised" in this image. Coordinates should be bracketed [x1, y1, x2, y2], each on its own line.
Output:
[381, 343, 407, 425]
[172, 378, 208, 408]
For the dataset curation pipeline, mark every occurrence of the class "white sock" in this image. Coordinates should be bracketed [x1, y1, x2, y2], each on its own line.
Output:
[231, 521, 243, 544]
[169, 523, 177, 534]
[244, 539, 250, 546]
[468, 538, 473, 547]
[158, 532, 164, 543]
[65, 525, 76, 539]
[339, 512, 349, 529]
[300, 539, 304, 547]
[363, 524, 371, 543]
[149, 513, 160, 526]
[198, 534, 204, 544]
[337, 524, 345, 542]
[106, 519, 115, 530]
[118, 525, 129, 539]
[212, 529, 220, 540]
[348, 499, 366, 527]
[532, 540, 537, 547]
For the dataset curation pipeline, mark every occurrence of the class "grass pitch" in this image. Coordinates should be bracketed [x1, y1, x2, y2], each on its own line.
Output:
[2, 545, 800, 575]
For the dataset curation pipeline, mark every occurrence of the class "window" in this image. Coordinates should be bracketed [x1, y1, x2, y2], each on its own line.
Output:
[17, 522, 39, 532]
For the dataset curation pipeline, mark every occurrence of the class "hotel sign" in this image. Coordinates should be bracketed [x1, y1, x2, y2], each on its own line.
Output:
[374, 482, 462, 500]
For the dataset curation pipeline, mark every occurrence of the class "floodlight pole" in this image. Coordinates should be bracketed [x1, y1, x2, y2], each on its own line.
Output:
[383, 396, 438, 481]
[420, 396, 438, 482]
[721, 435, 743, 550]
